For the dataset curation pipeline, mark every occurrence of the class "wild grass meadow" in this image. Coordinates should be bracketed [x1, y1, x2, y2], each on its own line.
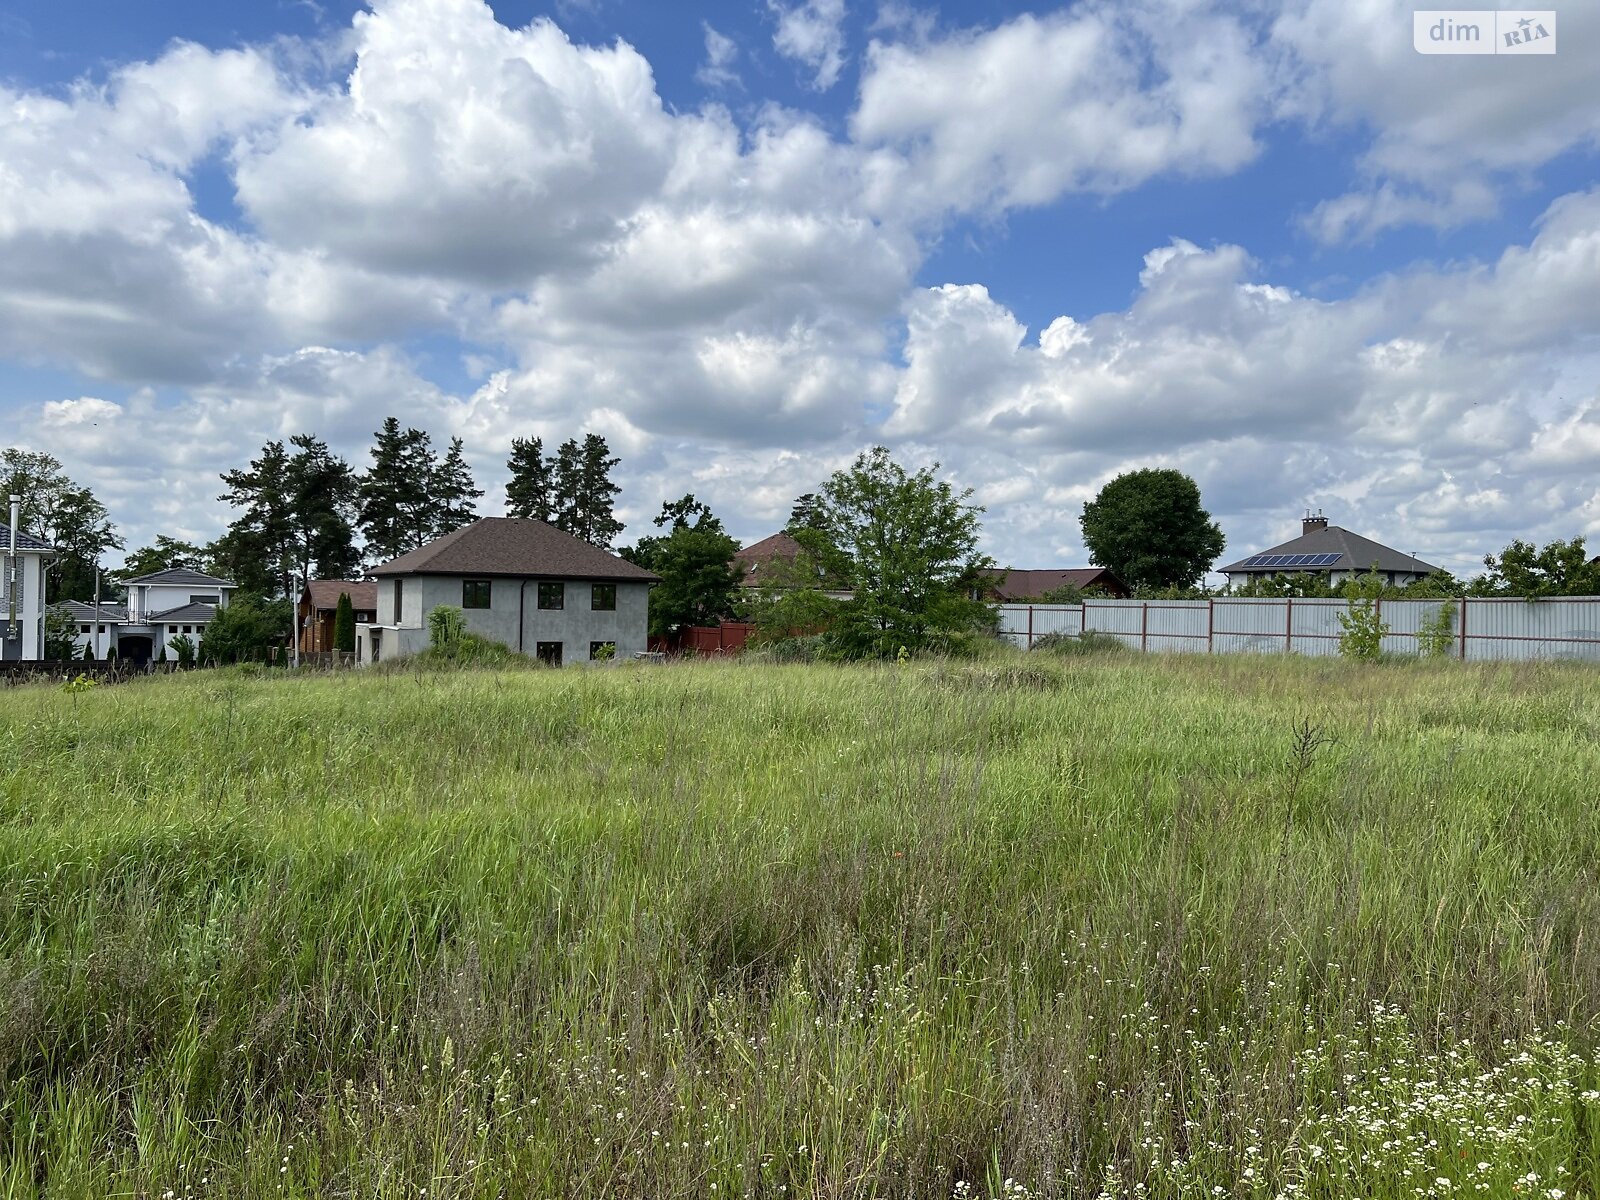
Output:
[1, 652, 1598, 1198]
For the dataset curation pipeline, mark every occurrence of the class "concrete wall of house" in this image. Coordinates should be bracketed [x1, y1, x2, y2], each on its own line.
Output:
[130, 582, 232, 622]
[367, 574, 649, 662]
[1, 553, 48, 660]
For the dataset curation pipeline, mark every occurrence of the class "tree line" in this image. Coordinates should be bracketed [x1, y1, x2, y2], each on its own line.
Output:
[6, 440, 1600, 662]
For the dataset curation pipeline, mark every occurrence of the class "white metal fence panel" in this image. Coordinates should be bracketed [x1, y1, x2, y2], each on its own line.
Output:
[996, 604, 1084, 648]
[1286, 599, 1344, 657]
[1081, 601, 1145, 650]
[1134, 602, 1211, 654]
[997, 596, 1600, 661]
[1463, 598, 1600, 662]
[1211, 599, 1291, 656]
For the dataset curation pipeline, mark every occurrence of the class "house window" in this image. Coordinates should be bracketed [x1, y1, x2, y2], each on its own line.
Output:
[169, 625, 178, 633]
[591, 583, 616, 611]
[98, 625, 107, 634]
[393, 579, 403, 621]
[538, 582, 564, 610]
[590, 641, 616, 661]
[189, 594, 220, 605]
[183, 625, 193, 634]
[81, 625, 90, 634]
[463, 579, 492, 609]
[535, 641, 562, 665]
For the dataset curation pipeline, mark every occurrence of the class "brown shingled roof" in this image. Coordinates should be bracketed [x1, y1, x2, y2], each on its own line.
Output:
[303, 580, 378, 613]
[370, 518, 660, 582]
[733, 531, 804, 566]
[983, 568, 1130, 600]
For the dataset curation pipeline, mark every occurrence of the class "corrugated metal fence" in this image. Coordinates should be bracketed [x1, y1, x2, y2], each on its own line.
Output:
[1000, 597, 1600, 662]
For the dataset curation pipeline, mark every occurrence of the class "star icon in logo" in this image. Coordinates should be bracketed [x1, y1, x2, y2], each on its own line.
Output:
[1517, 16, 1534, 30]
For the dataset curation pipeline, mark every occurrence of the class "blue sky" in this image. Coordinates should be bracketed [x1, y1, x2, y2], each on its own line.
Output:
[1, 0, 1597, 578]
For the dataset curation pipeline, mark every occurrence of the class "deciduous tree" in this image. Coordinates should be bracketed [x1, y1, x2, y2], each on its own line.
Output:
[1079, 469, 1225, 591]
[623, 495, 742, 638]
[1475, 537, 1600, 598]
[813, 447, 994, 657]
[0, 448, 122, 601]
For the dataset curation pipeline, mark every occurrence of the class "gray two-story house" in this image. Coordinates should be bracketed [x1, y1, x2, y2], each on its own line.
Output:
[357, 518, 658, 665]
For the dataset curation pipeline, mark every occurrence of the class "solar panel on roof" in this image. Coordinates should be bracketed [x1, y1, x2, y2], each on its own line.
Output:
[1310, 552, 1341, 566]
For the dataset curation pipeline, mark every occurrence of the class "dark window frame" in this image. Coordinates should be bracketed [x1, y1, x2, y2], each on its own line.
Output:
[538, 582, 564, 610]
[591, 583, 617, 611]
[590, 641, 616, 661]
[463, 579, 492, 609]
[535, 641, 563, 666]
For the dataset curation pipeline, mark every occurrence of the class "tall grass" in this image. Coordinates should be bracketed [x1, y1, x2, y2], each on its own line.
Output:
[0, 654, 1597, 1197]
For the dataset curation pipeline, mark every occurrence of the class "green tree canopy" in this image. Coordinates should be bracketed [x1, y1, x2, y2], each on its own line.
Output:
[358, 418, 439, 563]
[118, 536, 209, 583]
[1474, 537, 1600, 598]
[433, 437, 482, 536]
[198, 595, 290, 665]
[1079, 468, 1225, 591]
[812, 446, 994, 658]
[623, 495, 742, 638]
[217, 436, 359, 598]
[1, 448, 122, 602]
[505, 436, 554, 522]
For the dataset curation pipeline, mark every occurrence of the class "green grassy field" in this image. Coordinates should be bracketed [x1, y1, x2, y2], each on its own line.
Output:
[1, 653, 1598, 1198]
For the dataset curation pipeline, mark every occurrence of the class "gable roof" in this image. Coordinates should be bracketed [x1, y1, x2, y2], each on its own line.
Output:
[370, 518, 660, 582]
[5, 529, 54, 552]
[303, 580, 378, 613]
[148, 602, 223, 622]
[122, 566, 237, 587]
[733, 531, 804, 566]
[983, 567, 1130, 600]
[57, 600, 129, 623]
[1219, 525, 1441, 575]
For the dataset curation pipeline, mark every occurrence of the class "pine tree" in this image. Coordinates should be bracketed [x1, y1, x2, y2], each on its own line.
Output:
[575, 434, 623, 549]
[217, 440, 295, 597]
[550, 439, 583, 538]
[286, 435, 361, 582]
[218, 437, 359, 597]
[359, 418, 437, 561]
[400, 427, 439, 550]
[432, 437, 482, 537]
[505, 436, 554, 521]
[358, 418, 409, 562]
[787, 493, 825, 533]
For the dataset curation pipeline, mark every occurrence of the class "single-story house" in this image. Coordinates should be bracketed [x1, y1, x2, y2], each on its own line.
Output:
[732, 531, 853, 598]
[358, 517, 660, 665]
[1219, 514, 1441, 589]
[2, 500, 55, 661]
[297, 580, 377, 654]
[62, 566, 239, 665]
[983, 567, 1130, 600]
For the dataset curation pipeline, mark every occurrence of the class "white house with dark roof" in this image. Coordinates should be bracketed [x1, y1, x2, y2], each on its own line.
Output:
[61, 567, 238, 665]
[1219, 514, 1442, 589]
[2, 498, 56, 661]
[358, 517, 659, 665]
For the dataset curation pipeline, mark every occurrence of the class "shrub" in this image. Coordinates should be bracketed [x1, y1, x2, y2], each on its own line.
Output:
[1033, 630, 1128, 656]
[168, 633, 197, 669]
[1417, 602, 1456, 659]
[427, 605, 467, 653]
[1337, 570, 1390, 661]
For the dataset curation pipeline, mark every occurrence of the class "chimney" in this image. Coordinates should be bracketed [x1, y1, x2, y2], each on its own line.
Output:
[1302, 509, 1328, 536]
